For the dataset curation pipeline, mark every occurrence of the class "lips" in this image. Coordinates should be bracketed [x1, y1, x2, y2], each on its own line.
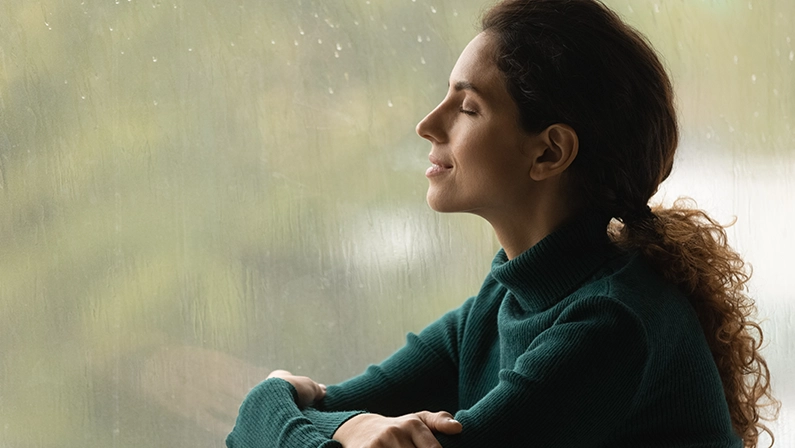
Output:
[426, 154, 453, 177]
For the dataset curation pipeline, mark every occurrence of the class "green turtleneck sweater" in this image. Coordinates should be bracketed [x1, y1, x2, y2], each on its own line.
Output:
[227, 216, 742, 447]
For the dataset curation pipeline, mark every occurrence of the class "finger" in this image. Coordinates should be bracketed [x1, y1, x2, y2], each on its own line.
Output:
[416, 411, 462, 435]
[407, 418, 442, 448]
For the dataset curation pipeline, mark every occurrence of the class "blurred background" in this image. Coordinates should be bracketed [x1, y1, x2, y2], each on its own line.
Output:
[0, 0, 792, 446]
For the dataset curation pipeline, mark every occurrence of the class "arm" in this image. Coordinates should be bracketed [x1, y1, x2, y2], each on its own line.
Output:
[317, 296, 476, 416]
[227, 298, 475, 446]
[226, 378, 348, 448]
[434, 297, 649, 447]
[333, 297, 649, 447]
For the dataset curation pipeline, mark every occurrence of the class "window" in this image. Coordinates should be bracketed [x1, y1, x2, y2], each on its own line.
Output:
[0, 1, 790, 446]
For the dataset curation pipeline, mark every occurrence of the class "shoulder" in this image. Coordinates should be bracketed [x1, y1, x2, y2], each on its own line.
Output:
[568, 250, 708, 353]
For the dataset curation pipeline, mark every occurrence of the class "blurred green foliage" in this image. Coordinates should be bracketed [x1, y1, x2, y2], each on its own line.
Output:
[0, 0, 792, 447]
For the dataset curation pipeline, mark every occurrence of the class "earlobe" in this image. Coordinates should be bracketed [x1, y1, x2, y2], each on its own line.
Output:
[528, 124, 579, 181]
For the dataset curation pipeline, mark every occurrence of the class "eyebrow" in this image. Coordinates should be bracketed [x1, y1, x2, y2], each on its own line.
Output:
[451, 80, 481, 94]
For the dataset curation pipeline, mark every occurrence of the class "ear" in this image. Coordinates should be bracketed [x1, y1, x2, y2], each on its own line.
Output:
[528, 124, 579, 181]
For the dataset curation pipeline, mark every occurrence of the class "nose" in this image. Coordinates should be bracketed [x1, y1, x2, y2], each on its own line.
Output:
[416, 102, 446, 143]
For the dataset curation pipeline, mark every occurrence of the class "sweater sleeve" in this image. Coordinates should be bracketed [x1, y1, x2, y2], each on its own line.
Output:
[226, 378, 353, 448]
[436, 297, 649, 447]
[226, 298, 473, 446]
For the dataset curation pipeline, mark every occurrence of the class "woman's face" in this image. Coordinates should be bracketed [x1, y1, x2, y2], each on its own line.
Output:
[416, 32, 537, 219]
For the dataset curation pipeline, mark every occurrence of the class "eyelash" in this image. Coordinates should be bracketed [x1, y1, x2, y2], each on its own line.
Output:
[459, 107, 477, 116]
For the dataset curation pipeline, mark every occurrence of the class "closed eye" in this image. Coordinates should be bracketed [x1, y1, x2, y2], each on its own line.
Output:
[459, 107, 477, 116]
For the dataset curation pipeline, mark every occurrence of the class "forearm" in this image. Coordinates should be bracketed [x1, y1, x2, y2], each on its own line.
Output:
[226, 378, 355, 448]
[319, 333, 459, 416]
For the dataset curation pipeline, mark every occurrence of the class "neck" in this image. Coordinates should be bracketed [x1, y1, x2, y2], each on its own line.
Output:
[482, 199, 577, 260]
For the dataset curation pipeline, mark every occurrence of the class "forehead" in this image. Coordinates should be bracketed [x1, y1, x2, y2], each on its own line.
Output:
[449, 33, 504, 99]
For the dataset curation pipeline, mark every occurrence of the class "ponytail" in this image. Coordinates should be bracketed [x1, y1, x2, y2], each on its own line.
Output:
[481, 1, 779, 443]
[610, 198, 778, 447]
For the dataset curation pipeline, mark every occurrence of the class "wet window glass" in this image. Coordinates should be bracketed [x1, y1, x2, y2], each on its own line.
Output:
[0, 1, 791, 446]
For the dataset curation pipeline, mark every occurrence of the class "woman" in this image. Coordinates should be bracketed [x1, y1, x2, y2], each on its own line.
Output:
[227, 0, 775, 446]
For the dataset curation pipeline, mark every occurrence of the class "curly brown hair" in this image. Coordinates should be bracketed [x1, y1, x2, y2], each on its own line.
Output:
[483, 0, 778, 445]
[612, 200, 778, 445]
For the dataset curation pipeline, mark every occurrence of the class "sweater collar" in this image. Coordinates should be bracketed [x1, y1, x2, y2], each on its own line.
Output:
[490, 213, 617, 312]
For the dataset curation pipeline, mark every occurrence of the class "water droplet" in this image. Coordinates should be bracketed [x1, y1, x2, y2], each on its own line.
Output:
[653, 4, 659, 13]
[230, 42, 235, 47]
[336, 43, 342, 51]
[420, 56, 426, 64]
[153, 100, 158, 106]
[188, 48, 192, 52]
[81, 95, 86, 100]
[733, 55, 738, 64]
[387, 100, 393, 108]
[751, 74, 757, 83]
[334, 51, 340, 58]
[453, 10, 458, 17]
[728, 126, 735, 133]
[109, 27, 114, 31]
[748, 2, 753, 10]
[431, 6, 437, 13]
[786, 36, 791, 43]
[271, 40, 276, 45]
[299, 28, 305, 35]
[706, 132, 712, 139]
[64, 80, 68, 84]
[417, 35, 423, 43]
[789, 51, 794, 61]
[328, 87, 334, 94]
[317, 38, 322, 44]
[773, 88, 779, 96]
[402, 26, 406, 31]
[425, 36, 430, 42]
[294, 40, 299, 46]
[753, 111, 759, 117]
[152, 56, 157, 62]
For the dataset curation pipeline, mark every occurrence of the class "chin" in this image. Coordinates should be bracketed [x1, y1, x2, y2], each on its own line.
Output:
[426, 190, 461, 213]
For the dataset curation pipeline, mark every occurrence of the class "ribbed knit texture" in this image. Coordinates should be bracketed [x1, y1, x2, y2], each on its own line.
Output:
[227, 214, 742, 447]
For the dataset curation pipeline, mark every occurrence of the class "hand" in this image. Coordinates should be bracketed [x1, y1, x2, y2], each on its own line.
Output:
[266, 369, 327, 408]
[332, 411, 462, 447]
